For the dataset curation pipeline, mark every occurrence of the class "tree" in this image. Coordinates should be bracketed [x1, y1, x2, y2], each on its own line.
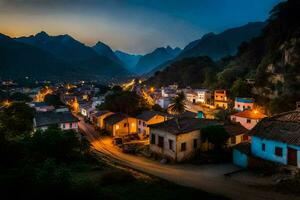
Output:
[10, 92, 32, 102]
[44, 94, 63, 107]
[169, 92, 186, 115]
[201, 125, 229, 151]
[0, 102, 35, 139]
[100, 91, 149, 116]
[229, 78, 251, 98]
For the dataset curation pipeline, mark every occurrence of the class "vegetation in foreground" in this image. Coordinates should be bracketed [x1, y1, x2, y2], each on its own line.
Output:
[0, 102, 225, 200]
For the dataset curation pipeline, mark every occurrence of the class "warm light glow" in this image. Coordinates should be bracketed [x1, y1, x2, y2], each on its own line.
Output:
[2, 100, 12, 107]
[253, 109, 258, 114]
[150, 87, 155, 93]
[116, 125, 119, 130]
[34, 86, 53, 102]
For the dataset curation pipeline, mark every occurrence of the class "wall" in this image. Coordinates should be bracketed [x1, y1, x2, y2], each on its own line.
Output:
[233, 149, 248, 168]
[97, 112, 114, 129]
[176, 130, 201, 162]
[234, 102, 254, 111]
[113, 117, 137, 137]
[251, 136, 287, 165]
[231, 115, 259, 130]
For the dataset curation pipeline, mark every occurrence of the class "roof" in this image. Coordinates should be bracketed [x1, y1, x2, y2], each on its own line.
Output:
[249, 110, 300, 146]
[94, 110, 112, 117]
[149, 117, 220, 135]
[235, 97, 254, 103]
[178, 111, 197, 118]
[104, 113, 128, 125]
[224, 123, 249, 136]
[136, 110, 170, 121]
[233, 142, 251, 154]
[34, 112, 79, 127]
[231, 110, 266, 119]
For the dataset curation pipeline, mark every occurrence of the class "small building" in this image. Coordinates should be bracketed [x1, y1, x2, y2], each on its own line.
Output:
[234, 97, 254, 111]
[233, 142, 251, 168]
[230, 110, 266, 130]
[33, 111, 79, 132]
[214, 90, 228, 109]
[249, 110, 300, 168]
[224, 123, 250, 147]
[149, 117, 219, 162]
[195, 89, 212, 104]
[104, 113, 137, 137]
[91, 110, 114, 129]
[156, 97, 172, 109]
[136, 111, 170, 136]
[80, 103, 94, 118]
[29, 102, 55, 112]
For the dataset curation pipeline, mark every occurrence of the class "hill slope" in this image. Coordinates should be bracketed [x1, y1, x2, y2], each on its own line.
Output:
[92, 42, 124, 65]
[115, 50, 142, 71]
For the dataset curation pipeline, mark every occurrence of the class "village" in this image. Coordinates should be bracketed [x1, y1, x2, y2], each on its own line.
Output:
[1, 78, 299, 176]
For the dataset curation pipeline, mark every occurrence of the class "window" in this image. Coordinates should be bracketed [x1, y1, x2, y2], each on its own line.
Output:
[237, 104, 240, 108]
[231, 136, 236, 144]
[193, 139, 198, 149]
[138, 120, 141, 125]
[246, 119, 251, 123]
[158, 136, 164, 148]
[181, 143, 186, 151]
[262, 143, 265, 151]
[124, 123, 128, 127]
[275, 147, 283, 157]
[138, 128, 141, 133]
[143, 122, 146, 127]
[62, 124, 65, 129]
[151, 134, 156, 144]
[232, 117, 236, 122]
[169, 139, 174, 151]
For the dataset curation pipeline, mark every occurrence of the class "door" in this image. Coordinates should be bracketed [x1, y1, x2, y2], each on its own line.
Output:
[288, 147, 298, 166]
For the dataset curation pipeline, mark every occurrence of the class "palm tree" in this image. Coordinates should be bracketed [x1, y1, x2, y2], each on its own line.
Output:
[169, 91, 186, 115]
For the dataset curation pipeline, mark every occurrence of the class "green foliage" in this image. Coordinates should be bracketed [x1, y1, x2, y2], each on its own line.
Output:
[100, 90, 149, 116]
[214, 109, 235, 121]
[10, 92, 32, 102]
[201, 125, 229, 150]
[229, 78, 251, 98]
[44, 94, 63, 107]
[0, 102, 34, 139]
[152, 104, 166, 113]
[169, 92, 186, 115]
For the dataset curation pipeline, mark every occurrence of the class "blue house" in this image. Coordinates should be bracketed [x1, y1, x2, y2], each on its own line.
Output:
[233, 110, 300, 168]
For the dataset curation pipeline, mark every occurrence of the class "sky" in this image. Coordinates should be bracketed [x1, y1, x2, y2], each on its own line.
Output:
[0, 0, 282, 54]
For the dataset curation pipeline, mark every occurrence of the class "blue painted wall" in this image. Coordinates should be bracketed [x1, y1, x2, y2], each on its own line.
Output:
[233, 149, 248, 168]
[251, 136, 300, 167]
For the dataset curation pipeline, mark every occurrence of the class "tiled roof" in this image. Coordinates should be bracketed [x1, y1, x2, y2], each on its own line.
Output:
[231, 110, 266, 119]
[34, 112, 79, 127]
[104, 113, 128, 125]
[136, 111, 170, 121]
[224, 122, 249, 136]
[249, 110, 300, 146]
[149, 117, 220, 135]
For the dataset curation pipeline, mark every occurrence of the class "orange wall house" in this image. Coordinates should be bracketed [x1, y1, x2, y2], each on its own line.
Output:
[214, 90, 228, 109]
[104, 113, 137, 137]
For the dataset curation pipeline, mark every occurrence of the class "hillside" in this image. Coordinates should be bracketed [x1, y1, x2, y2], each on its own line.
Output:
[148, 22, 265, 75]
[93, 41, 124, 65]
[134, 46, 181, 75]
[115, 50, 142, 71]
[147, 0, 300, 114]
[0, 33, 131, 80]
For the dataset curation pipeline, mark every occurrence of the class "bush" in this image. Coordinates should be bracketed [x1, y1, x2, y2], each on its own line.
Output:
[100, 170, 135, 185]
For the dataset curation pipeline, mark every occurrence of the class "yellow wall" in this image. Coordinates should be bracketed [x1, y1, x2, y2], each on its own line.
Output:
[112, 117, 137, 137]
[97, 112, 114, 129]
[147, 115, 166, 125]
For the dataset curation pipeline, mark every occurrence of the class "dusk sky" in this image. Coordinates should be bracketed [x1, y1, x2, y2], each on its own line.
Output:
[0, 0, 282, 54]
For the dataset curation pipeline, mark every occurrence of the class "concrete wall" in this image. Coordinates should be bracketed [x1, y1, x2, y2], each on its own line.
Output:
[233, 149, 248, 168]
[234, 102, 254, 111]
[112, 117, 138, 137]
[176, 130, 201, 162]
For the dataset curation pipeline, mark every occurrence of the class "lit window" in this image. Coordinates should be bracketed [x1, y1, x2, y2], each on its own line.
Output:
[246, 119, 251, 123]
[116, 125, 119, 130]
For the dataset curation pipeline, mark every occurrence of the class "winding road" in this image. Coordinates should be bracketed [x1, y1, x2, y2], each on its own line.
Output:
[78, 117, 299, 200]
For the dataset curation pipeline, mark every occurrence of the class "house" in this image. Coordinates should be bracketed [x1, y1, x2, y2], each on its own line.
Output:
[149, 117, 219, 162]
[224, 123, 250, 147]
[234, 97, 254, 111]
[91, 97, 104, 109]
[233, 110, 300, 168]
[29, 102, 55, 112]
[91, 110, 114, 129]
[33, 111, 79, 132]
[136, 111, 171, 136]
[249, 110, 300, 168]
[104, 113, 137, 137]
[185, 91, 198, 104]
[195, 89, 212, 104]
[80, 103, 94, 118]
[214, 90, 228, 109]
[156, 97, 172, 109]
[230, 109, 267, 130]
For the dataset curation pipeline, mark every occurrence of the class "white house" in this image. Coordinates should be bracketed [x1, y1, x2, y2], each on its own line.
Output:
[33, 111, 79, 132]
[230, 110, 266, 130]
[156, 97, 172, 109]
[195, 89, 212, 104]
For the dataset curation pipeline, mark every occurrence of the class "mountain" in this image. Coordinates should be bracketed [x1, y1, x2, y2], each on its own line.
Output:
[15, 31, 98, 61]
[115, 50, 142, 71]
[148, 22, 266, 75]
[92, 42, 123, 65]
[134, 46, 181, 75]
[1, 33, 131, 80]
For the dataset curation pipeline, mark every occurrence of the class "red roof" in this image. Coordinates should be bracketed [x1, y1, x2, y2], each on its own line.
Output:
[231, 110, 266, 119]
